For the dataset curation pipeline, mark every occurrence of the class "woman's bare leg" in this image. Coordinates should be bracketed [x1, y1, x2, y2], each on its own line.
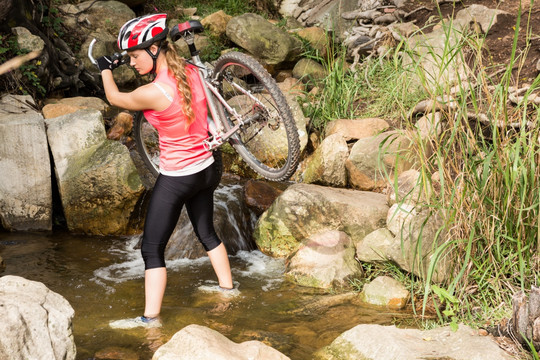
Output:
[144, 267, 167, 317]
[207, 243, 233, 289]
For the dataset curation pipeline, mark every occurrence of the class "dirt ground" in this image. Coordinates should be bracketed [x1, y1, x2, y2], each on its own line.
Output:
[399, 0, 540, 85]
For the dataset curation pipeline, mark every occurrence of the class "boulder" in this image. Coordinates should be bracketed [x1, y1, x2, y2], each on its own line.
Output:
[201, 10, 232, 38]
[386, 169, 423, 206]
[44, 96, 110, 113]
[355, 228, 394, 261]
[292, 58, 327, 84]
[58, 0, 135, 36]
[315, 324, 514, 360]
[325, 118, 389, 141]
[361, 275, 410, 309]
[295, 26, 329, 59]
[254, 183, 388, 257]
[388, 207, 450, 283]
[0, 96, 52, 231]
[0, 276, 76, 360]
[226, 13, 302, 65]
[11, 26, 45, 53]
[152, 324, 290, 360]
[345, 131, 413, 191]
[302, 133, 348, 187]
[285, 230, 361, 289]
[45, 109, 144, 235]
[243, 180, 283, 216]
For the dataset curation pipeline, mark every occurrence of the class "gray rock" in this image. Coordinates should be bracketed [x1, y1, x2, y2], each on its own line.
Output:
[11, 27, 45, 53]
[0, 108, 52, 231]
[292, 58, 327, 84]
[315, 323, 514, 360]
[361, 275, 410, 309]
[345, 131, 413, 191]
[0, 276, 76, 360]
[45, 109, 144, 235]
[302, 133, 348, 187]
[226, 13, 302, 65]
[325, 118, 390, 141]
[286, 230, 361, 289]
[254, 183, 388, 257]
[152, 324, 290, 360]
[355, 228, 394, 261]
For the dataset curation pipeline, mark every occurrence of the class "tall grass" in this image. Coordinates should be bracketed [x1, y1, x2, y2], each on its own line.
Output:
[388, 1, 540, 327]
[304, 0, 540, 332]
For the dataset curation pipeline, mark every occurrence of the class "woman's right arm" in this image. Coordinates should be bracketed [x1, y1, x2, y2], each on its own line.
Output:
[101, 70, 156, 111]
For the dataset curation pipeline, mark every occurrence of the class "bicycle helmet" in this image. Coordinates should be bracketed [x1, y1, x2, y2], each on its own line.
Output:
[118, 13, 169, 74]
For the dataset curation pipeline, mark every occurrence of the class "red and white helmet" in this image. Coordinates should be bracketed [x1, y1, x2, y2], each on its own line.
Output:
[117, 14, 169, 51]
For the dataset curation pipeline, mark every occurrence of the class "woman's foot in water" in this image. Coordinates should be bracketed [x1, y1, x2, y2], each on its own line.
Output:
[109, 315, 162, 329]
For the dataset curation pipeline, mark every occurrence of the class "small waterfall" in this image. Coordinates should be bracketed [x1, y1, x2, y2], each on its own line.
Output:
[164, 178, 259, 260]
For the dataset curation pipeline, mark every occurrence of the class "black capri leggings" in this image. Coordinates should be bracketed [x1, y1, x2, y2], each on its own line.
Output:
[141, 161, 222, 270]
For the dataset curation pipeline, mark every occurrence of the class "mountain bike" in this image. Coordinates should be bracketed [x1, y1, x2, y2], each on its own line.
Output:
[89, 20, 300, 181]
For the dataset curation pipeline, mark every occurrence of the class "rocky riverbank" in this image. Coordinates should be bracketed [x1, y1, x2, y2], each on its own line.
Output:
[2, 0, 539, 358]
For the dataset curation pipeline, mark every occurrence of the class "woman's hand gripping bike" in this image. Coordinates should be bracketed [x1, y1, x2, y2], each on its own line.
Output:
[88, 20, 301, 181]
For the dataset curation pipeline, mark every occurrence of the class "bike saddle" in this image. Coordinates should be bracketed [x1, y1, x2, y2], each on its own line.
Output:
[170, 20, 204, 42]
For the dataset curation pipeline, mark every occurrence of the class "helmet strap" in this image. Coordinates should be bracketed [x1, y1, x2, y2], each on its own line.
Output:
[145, 46, 162, 74]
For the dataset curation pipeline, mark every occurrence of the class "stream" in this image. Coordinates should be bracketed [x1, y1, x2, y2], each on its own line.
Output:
[0, 181, 414, 360]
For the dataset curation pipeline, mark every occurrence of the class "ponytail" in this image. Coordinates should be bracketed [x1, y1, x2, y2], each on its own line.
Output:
[161, 41, 195, 128]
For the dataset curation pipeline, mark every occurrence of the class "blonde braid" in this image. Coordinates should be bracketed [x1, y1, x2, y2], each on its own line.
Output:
[163, 41, 195, 128]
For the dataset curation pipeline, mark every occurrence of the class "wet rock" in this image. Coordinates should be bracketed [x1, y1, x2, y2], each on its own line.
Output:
[226, 13, 302, 65]
[152, 324, 290, 360]
[285, 230, 361, 289]
[243, 180, 282, 216]
[45, 109, 144, 235]
[361, 275, 410, 310]
[0, 95, 52, 231]
[325, 118, 390, 142]
[254, 183, 388, 257]
[0, 275, 76, 360]
[315, 324, 514, 360]
[302, 133, 348, 187]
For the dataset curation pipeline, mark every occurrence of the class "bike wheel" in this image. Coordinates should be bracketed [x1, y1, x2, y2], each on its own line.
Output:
[133, 111, 160, 177]
[133, 112, 223, 179]
[213, 52, 300, 181]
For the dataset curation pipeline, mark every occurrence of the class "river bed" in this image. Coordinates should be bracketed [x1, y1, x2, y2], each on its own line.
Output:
[0, 229, 413, 359]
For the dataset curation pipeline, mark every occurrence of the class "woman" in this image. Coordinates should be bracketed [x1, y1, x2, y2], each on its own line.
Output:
[97, 14, 235, 329]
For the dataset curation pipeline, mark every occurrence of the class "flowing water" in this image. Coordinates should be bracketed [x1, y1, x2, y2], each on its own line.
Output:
[0, 182, 415, 360]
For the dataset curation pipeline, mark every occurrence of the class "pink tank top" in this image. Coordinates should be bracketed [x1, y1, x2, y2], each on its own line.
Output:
[143, 65, 211, 172]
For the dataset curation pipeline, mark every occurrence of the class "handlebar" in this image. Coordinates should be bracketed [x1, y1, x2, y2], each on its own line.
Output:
[88, 38, 127, 68]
